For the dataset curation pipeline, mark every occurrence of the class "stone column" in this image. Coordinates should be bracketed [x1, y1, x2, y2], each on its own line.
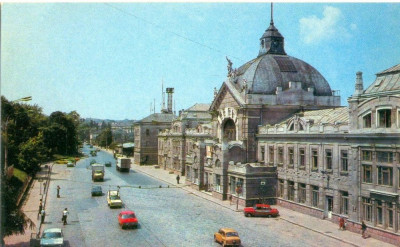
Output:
[294, 182, 298, 203]
[306, 184, 311, 206]
[283, 180, 288, 200]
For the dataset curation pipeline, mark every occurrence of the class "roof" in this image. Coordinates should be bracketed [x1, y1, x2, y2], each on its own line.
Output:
[122, 143, 135, 148]
[135, 113, 175, 124]
[220, 228, 238, 233]
[296, 107, 349, 125]
[364, 63, 400, 94]
[186, 103, 210, 112]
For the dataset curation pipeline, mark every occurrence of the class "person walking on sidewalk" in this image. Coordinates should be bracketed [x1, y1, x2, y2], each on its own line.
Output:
[62, 208, 69, 225]
[40, 208, 46, 224]
[38, 199, 43, 219]
[57, 185, 61, 198]
[361, 220, 367, 238]
[339, 216, 345, 230]
[176, 175, 180, 184]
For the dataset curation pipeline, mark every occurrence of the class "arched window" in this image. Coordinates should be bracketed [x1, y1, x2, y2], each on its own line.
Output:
[223, 119, 236, 142]
[289, 123, 294, 131]
[215, 159, 221, 168]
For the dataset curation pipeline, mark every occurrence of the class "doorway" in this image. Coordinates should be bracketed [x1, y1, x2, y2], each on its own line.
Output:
[325, 196, 333, 219]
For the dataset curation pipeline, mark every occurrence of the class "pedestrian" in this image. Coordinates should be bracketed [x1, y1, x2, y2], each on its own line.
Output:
[361, 220, 367, 238]
[176, 175, 180, 184]
[57, 185, 60, 198]
[339, 216, 345, 230]
[62, 208, 69, 225]
[38, 199, 43, 217]
[40, 209, 45, 224]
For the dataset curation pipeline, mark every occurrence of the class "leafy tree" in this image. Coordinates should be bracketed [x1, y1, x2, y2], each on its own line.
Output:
[18, 132, 47, 175]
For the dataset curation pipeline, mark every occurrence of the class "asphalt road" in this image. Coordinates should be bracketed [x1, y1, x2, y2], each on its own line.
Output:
[42, 145, 352, 247]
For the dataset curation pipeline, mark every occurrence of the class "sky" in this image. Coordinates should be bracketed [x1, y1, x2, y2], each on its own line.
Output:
[2, 2, 400, 120]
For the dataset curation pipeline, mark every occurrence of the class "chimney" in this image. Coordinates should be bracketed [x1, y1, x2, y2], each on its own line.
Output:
[166, 88, 174, 113]
[354, 71, 364, 96]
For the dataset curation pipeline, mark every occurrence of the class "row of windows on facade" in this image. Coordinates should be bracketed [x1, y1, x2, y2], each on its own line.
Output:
[260, 147, 397, 170]
[362, 108, 400, 128]
[279, 180, 400, 231]
[278, 180, 350, 215]
[259, 146, 350, 172]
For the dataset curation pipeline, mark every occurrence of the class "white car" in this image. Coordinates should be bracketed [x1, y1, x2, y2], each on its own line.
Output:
[40, 228, 64, 247]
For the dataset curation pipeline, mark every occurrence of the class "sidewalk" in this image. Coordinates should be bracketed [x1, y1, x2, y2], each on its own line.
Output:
[4, 163, 52, 247]
[130, 162, 395, 247]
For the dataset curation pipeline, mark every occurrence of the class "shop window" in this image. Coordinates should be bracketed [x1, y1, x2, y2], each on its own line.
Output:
[341, 150, 348, 172]
[298, 183, 306, 204]
[215, 175, 221, 192]
[288, 181, 295, 201]
[377, 166, 393, 186]
[362, 165, 373, 183]
[299, 148, 305, 168]
[377, 200, 383, 226]
[377, 151, 393, 163]
[362, 198, 373, 223]
[269, 146, 274, 165]
[311, 186, 319, 208]
[340, 191, 349, 215]
[230, 176, 236, 194]
[288, 148, 294, 166]
[363, 113, 371, 128]
[311, 149, 318, 170]
[362, 150, 372, 161]
[325, 149, 332, 170]
[377, 109, 391, 128]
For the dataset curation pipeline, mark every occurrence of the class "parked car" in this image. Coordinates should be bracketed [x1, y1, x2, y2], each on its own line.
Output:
[40, 228, 64, 247]
[107, 190, 123, 208]
[214, 228, 241, 247]
[66, 161, 75, 167]
[118, 210, 138, 229]
[91, 185, 103, 196]
[243, 204, 279, 217]
[105, 162, 112, 167]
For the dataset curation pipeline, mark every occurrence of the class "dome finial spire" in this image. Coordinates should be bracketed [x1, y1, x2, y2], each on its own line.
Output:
[270, 2, 274, 25]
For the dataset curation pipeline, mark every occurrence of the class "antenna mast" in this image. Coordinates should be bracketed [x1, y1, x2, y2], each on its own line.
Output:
[270, 2, 274, 25]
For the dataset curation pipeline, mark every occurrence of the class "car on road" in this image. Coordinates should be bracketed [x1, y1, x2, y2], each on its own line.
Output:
[118, 210, 138, 229]
[243, 204, 279, 217]
[214, 228, 241, 247]
[107, 190, 123, 208]
[40, 228, 64, 247]
[105, 161, 112, 167]
[66, 161, 75, 167]
[91, 185, 103, 196]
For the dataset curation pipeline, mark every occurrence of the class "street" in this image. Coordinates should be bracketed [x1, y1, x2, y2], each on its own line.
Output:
[41, 145, 355, 247]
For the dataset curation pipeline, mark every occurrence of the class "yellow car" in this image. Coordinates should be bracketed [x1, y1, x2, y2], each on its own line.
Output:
[214, 228, 241, 247]
[107, 190, 123, 208]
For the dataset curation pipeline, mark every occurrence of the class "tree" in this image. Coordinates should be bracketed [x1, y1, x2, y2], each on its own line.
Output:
[18, 132, 47, 175]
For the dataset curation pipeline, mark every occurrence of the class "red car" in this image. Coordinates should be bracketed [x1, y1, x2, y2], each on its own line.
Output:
[243, 204, 279, 217]
[118, 210, 138, 229]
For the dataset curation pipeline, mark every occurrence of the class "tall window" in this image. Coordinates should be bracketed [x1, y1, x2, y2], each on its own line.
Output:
[146, 129, 150, 136]
[288, 148, 294, 166]
[311, 186, 319, 208]
[269, 146, 274, 165]
[340, 191, 349, 215]
[299, 148, 305, 168]
[363, 113, 371, 128]
[378, 109, 391, 128]
[237, 178, 244, 197]
[278, 147, 284, 164]
[377, 166, 393, 186]
[215, 175, 221, 192]
[377, 151, 393, 163]
[298, 183, 306, 204]
[377, 200, 383, 226]
[362, 150, 372, 161]
[311, 149, 318, 170]
[230, 176, 236, 194]
[362, 165, 373, 183]
[362, 198, 373, 222]
[325, 149, 332, 170]
[278, 179, 284, 198]
[223, 119, 236, 141]
[288, 181, 295, 201]
[387, 203, 394, 229]
[260, 146, 265, 161]
[341, 150, 348, 171]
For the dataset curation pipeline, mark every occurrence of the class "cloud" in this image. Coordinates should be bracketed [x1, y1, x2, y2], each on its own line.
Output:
[300, 6, 355, 44]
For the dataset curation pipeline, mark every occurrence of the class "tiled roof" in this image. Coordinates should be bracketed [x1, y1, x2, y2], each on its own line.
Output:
[186, 103, 211, 112]
[365, 63, 400, 94]
[135, 113, 175, 124]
